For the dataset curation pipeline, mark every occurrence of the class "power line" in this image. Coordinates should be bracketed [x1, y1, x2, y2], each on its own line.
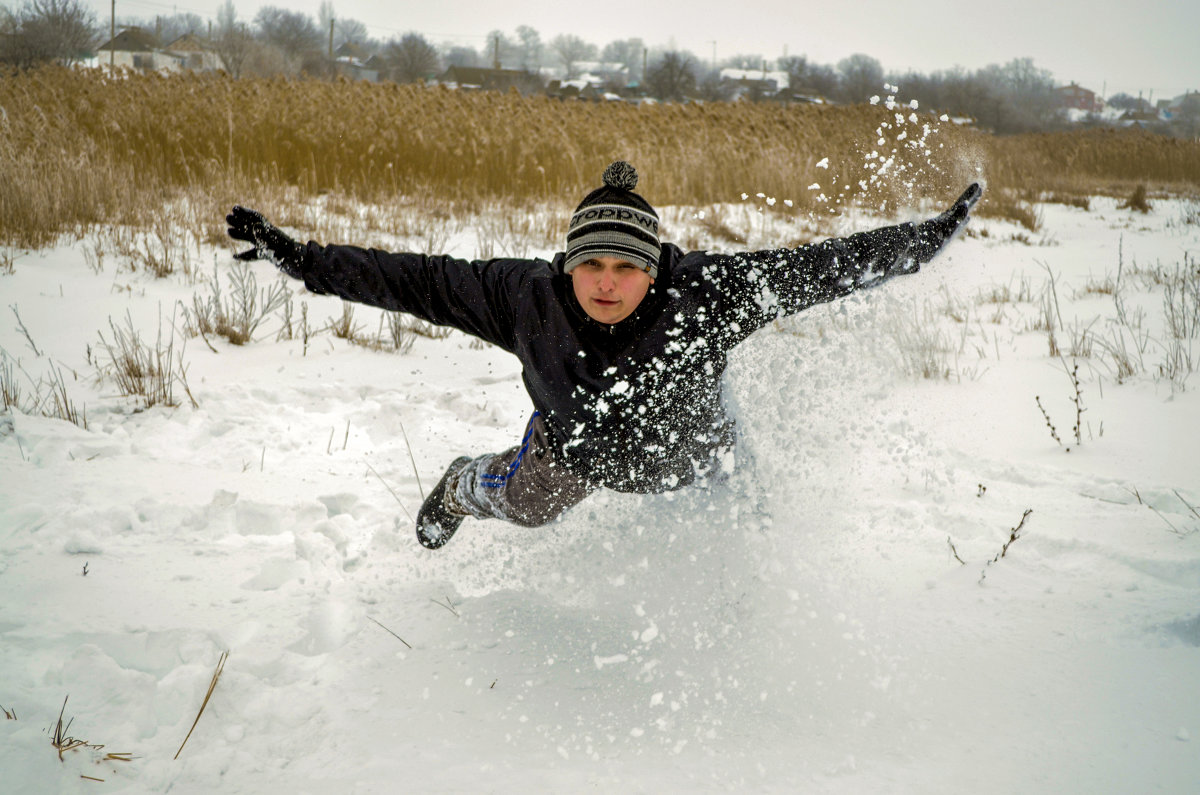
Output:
[105, 0, 211, 17]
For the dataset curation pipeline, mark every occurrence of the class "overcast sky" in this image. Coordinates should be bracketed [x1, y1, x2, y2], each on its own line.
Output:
[100, 0, 1197, 100]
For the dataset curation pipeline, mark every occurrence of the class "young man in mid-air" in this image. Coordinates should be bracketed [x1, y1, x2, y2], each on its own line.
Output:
[227, 161, 981, 549]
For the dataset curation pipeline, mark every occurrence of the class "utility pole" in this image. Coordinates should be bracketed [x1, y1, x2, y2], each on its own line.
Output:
[110, 0, 115, 69]
[328, 19, 334, 64]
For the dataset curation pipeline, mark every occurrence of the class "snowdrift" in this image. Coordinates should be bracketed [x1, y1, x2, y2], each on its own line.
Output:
[2, 198, 1199, 793]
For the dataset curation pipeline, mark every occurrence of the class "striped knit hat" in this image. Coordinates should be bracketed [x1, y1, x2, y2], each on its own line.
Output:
[564, 161, 661, 279]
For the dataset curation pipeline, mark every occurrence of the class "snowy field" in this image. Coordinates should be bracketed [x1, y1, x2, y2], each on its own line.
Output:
[1, 195, 1198, 793]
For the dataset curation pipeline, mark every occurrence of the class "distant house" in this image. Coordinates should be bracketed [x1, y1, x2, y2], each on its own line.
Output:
[546, 79, 621, 101]
[782, 93, 829, 105]
[1163, 91, 1200, 117]
[720, 67, 789, 100]
[1055, 82, 1102, 113]
[164, 33, 221, 72]
[1118, 108, 1166, 128]
[334, 57, 380, 82]
[571, 60, 630, 85]
[546, 79, 583, 100]
[1162, 91, 1200, 136]
[363, 55, 389, 81]
[335, 41, 370, 61]
[332, 41, 379, 82]
[96, 28, 179, 72]
[436, 66, 543, 95]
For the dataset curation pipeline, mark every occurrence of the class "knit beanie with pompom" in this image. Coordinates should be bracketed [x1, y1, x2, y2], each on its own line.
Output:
[564, 161, 661, 279]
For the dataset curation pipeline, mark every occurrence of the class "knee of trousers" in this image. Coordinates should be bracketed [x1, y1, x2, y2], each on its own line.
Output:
[507, 510, 565, 529]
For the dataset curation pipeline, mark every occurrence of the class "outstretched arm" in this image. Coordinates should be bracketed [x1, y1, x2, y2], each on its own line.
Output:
[224, 206, 525, 351]
[717, 184, 981, 321]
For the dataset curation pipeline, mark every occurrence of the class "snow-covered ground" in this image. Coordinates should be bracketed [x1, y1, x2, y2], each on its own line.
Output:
[2, 196, 1198, 793]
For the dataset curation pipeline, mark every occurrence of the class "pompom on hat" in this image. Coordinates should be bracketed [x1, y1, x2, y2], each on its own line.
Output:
[564, 161, 661, 279]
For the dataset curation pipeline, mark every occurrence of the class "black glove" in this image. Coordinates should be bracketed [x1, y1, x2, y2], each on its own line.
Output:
[225, 206, 305, 280]
[910, 183, 982, 263]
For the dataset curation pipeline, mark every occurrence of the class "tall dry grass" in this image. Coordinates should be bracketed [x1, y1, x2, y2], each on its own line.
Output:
[989, 128, 1200, 196]
[2, 67, 1199, 248]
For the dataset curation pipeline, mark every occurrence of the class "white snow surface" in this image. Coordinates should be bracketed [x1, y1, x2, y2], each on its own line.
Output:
[2, 198, 1199, 793]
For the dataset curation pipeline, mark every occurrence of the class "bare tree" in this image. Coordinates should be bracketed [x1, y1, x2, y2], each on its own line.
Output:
[837, 53, 884, 103]
[1106, 92, 1143, 111]
[1001, 57, 1053, 101]
[242, 42, 295, 78]
[336, 19, 368, 47]
[777, 55, 807, 95]
[1000, 57, 1059, 129]
[695, 71, 733, 102]
[966, 58, 1058, 133]
[212, 0, 252, 78]
[645, 51, 696, 101]
[155, 12, 205, 43]
[773, 55, 840, 99]
[316, 1, 368, 50]
[514, 25, 542, 71]
[385, 32, 439, 83]
[0, 0, 97, 69]
[601, 37, 644, 84]
[316, 0, 334, 44]
[550, 33, 596, 79]
[255, 6, 324, 74]
[933, 67, 976, 112]
[442, 44, 480, 68]
[883, 59, 1061, 134]
[0, 6, 19, 55]
[805, 62, 840, 98]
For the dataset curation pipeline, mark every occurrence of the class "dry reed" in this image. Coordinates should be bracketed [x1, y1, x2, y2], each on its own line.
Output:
[2, 67, 1199, 248]
[174, 650, 228, 760]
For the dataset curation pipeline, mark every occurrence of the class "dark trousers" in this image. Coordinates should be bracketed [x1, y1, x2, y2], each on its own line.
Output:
[451, 413, 593, 527]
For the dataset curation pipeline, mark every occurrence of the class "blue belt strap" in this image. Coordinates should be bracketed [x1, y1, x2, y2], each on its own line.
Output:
[479, 412, 540, 489]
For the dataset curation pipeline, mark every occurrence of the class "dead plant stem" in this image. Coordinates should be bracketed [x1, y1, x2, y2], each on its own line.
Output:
[174, 651, 228, 760]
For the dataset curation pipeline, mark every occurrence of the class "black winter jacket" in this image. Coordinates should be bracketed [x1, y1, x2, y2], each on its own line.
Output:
[298, 222, 921, 492]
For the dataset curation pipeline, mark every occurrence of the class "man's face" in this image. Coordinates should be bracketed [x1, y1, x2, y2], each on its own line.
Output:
[570, 256, 654, 324]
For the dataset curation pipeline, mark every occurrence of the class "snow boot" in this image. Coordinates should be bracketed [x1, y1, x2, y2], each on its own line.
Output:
[416, 456, 472, 550]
